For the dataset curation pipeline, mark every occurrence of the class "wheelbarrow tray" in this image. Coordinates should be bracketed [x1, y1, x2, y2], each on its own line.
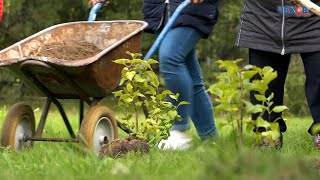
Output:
[0, 20, 148, 99]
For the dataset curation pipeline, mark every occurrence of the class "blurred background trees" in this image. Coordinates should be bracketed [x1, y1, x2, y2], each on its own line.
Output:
[0, 0, 308, 116]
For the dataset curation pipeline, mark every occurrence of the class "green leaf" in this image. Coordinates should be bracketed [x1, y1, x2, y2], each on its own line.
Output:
[262, 66, 274, 74]
[310, 124, 320, 135]
[119, 78, 126, 86]
[267, 93, 274, 101]
[207, 85, 223, 97]
[161, 90, 173, 95]
[152, 108, 161, 115]
[267, 102, 274, 108]
[113, 59, 128, 65]
[254, 94, 266, 102]
[135, 102, 142, 107]
[126, 71, 136, 81]
[134, 74, 146, 83]
[121, 67, 129, 75]
[133, 53, 142, 59]
[250, 80, 268, 95]
[214, 104, 229, 112]
[245, 120, 255, 133]
[145, 90, 155, 95]
[261, 131, 272, 139]
[272, 105, 289, 113]
[124, 97, 133, 103]
[161, 101, 173, 108]
[136, 92, 145, 98]
[169, 93, 180, 101]
[255, 117, 271, 129]
[262, 68, 277, 85]
[131, 59, 146, 66]
[178, 101, 190, 106]
[112, 90, 123, 97]
[270, 123, 281, 140]
[147, 59, 159, 64]
[126, 114, 133, 120]
[243, 64, 255, 70]
[242, 70, 257, 80]
[151, 79, 160, 88]
[226, 90, 240, 104]
[126, 83, 133, 92]
[168, 111, 178, 119]
[243, 100, 263, 114]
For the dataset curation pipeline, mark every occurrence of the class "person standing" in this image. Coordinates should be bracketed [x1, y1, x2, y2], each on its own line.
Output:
[88, 0, 219, 149]
[236, 0, 320, 148]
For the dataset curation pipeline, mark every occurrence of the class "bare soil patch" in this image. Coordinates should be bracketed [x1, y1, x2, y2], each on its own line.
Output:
[29, 40, 101, 60]
[99, 137, 150, 158]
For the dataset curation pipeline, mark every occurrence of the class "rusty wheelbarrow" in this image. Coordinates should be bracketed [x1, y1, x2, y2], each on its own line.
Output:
[0, 20, 148, 153]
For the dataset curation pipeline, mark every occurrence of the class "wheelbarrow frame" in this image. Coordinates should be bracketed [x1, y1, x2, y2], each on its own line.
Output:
[0, 20, 147, 151]
[0, 0, 192, 152]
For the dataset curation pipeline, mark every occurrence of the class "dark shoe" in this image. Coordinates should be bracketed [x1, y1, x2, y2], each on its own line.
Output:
[258, 133, 283, 150]
[314, 134, 320, 149]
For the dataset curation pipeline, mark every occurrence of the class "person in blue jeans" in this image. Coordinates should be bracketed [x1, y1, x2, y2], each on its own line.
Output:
[89, 0, 219, 149]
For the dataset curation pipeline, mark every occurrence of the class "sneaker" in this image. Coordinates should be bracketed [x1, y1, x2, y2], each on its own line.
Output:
[258, 133, 283, 150]
[314, 134, 320, 149]
[158, 130, 192, 150]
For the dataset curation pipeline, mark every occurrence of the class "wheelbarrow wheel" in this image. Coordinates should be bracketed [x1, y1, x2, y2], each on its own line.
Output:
[0, 102, 35, 150]
[79, 106, 118, 154]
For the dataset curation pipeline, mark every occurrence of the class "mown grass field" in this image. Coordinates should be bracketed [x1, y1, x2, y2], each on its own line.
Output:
[0, 100, 319, 180]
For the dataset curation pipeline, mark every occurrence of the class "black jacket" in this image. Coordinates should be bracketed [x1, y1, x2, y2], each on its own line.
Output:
[142, 0, 219, 38]
[236, 0, 320, 54]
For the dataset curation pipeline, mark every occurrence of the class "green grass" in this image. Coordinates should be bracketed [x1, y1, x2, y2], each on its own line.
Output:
[0, 101, 319, 180]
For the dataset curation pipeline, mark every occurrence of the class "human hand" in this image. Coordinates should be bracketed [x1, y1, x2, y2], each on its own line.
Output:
[289, 0, 299, 5]
[192, 0, 204, 3]
[88, 0, 110, 8]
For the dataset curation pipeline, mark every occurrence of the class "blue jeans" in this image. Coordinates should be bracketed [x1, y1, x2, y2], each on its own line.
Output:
[158, 27, 218, 140]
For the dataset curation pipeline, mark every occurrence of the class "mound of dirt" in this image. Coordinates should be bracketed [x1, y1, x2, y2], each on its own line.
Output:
[99, 137, 150, 158]
[29, 40, 101, 60]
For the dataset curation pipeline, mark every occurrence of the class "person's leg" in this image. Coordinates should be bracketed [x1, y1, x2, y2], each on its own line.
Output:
[185, 48, 218, 140]
[300, 52, 320, 137]
[158, 27, 200, 132]
[158, 26, 217, 141]
[249, 49, 291, 133]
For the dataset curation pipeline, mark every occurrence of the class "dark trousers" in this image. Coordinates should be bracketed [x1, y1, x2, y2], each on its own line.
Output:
[249, 49, 320, 135]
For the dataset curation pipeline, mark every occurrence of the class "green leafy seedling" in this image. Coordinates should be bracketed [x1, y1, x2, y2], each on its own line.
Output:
[207, 59, 288, 149]
[113, 52, 188, 146]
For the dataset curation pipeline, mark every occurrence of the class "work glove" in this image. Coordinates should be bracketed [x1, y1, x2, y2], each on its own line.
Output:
[192, 0, 204, 3]
[290, 0, 299, 5]
[88, 0, 110, 8]
[290, 0, 317, 5]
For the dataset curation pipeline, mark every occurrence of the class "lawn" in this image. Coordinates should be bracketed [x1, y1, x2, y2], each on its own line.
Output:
[0, 100, 319, 180]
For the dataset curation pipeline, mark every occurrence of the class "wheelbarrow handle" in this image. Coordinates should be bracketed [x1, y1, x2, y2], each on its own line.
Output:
[295, 0, 320, 16]
[143, 0, 192, 61]
[88, 2, 104, 21]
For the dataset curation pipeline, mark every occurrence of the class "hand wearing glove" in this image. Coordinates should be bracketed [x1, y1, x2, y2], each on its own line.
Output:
[88, 0, 110, 8]
[192, 0, 204, 3]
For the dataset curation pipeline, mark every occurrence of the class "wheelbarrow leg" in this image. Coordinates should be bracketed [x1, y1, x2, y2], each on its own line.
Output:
[35, 98, 76, 139]
[79, 99, 84, 127]
[35, 98, 51, 137]
[52, 99, 76, 138]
